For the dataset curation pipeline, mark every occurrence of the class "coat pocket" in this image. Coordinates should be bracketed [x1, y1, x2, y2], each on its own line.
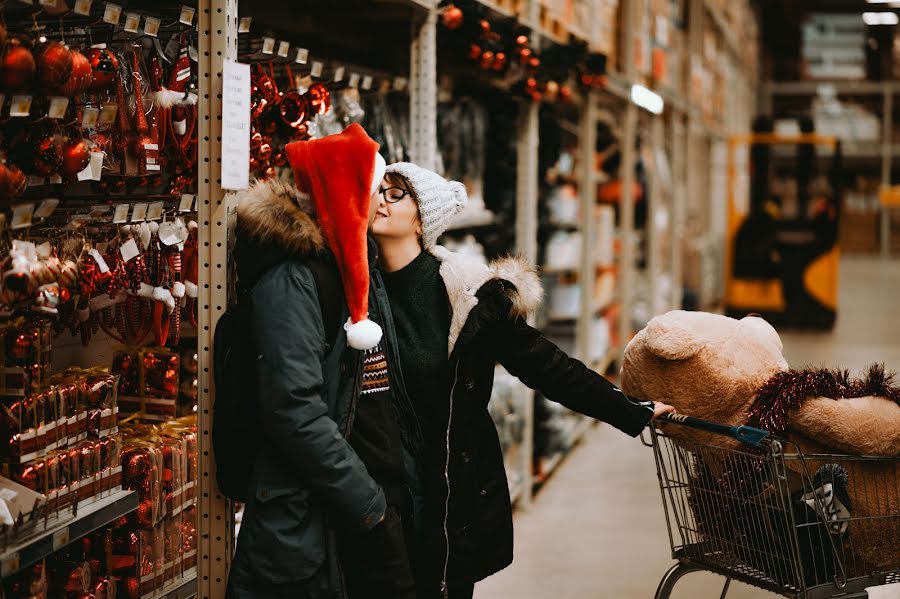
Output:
[238, 483, 326, 584]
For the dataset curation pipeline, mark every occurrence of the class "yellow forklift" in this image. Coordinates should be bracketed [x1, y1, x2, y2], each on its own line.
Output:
[726, 118, 843, 329]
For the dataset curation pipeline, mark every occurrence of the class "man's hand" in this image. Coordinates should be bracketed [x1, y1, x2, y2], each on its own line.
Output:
[652, 401, 676, 419]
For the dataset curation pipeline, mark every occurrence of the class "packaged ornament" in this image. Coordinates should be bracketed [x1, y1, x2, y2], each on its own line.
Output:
[113, 348, 179, 422]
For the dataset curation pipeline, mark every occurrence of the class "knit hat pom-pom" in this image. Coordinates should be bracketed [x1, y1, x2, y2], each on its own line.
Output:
[449, 180, 469, 211]
[345, 318, 383, 350]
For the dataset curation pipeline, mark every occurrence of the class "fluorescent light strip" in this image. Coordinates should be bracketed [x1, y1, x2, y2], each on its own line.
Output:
[863, 11, 899, 25]
[631, 84, 664, 115]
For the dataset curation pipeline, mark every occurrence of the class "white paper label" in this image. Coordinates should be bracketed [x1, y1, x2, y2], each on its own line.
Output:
[27, 175, 45, 187]
[1, 554, 20, 577]
[82, 106, 100, 129]
[143, 16, 160, 37]
[277, 41, 290, 58]
[333, 66, 345, 82]
[124, 12, 140, 32]
[103, 3, 122, 25]
[393, 77, 408, 91]
[52, 527, 70, 550]
[36, 242, 51, 258]
[310, 61, 324, 78]
[147, 201, 164, 221]
[361, 75, 373, 90]
[74, 0, 92, 15]
[261, 37, 275, 55]
[89, 151, 103, 181]
[49, 174, 62, 184]
[296, 48, 309, 64]
[113, 204, 130, 224]
[89, 249, 110, 273]
[98, 103, 118, 125]
[221, 60, 251, 191]
[40, 0, 56, 7]
[349, 73, 360, 88]
[48, 96, 69, 119]
[179, 194, 195, 213]
[10, 95, 32, 117]
[131, 203, 148, 222]
[159, 221, 187, 246]
[34, 199, 60, 218]
[120, 239, 140, 262]
[179, 5, 195, 25]
[238, 17, 252, 33]
[11, 204, 34, 229]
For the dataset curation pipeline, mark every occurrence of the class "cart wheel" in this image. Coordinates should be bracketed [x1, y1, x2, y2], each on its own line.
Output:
[653, 562, 731, 599]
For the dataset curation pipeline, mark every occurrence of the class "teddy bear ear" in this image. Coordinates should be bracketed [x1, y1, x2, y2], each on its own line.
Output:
[641, 311, 704, 361]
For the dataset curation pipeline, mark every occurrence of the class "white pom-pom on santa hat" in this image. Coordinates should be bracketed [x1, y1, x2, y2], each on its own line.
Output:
[344, 317, 383, 351]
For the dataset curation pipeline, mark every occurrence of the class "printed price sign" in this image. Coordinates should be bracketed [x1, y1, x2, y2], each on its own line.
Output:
[103, 3, 122, 25]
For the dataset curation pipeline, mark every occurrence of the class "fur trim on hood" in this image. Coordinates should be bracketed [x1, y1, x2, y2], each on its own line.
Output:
[235, 178, 325, 256]
[430, 246, 543, 354]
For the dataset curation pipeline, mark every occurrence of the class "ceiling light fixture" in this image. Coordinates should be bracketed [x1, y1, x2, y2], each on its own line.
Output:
[863, 11, 899, 25]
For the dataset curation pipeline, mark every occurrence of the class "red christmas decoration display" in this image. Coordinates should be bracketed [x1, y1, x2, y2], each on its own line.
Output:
[1, 40, 37, 92]
[442, 4, 464, 30]
[86, 47, 120, 93]
[36, 41, 74, 90]
[58, 49, 93, 96]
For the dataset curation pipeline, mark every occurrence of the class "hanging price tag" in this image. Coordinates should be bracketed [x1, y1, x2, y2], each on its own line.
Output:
[1, 553, 20, 577]
[113, 204, 130, 224]
[333, 66, 345, 82]
[120, 239, 140, 262]
[295, 48, 309, 64]
[11, 204, 35, 230]
[74, 0, 92, 14]
[48, 96, 69, 119]
[103, 3, 122, 25]
[178, 194, 195, 213]
[87, 248, 109, 273]
[310, 61, 324, 78]
[52, 527, 70, 551]
[34, 199, 60, 219]
[361, 75, 373, 90]
[27, 175, 45, 187]
[124, 12, 140, 33]
[89, 151, 103, 181]
[261, 37, 275, 55]
[143, 16, 161, 37]
[131, 203, 148, 222]
[393, 77, 408, 91]
[348, 73, 360, 88]
[179, 5, 195, 25]
[10, 95, 32, 117]
[40, 0, 57, 6]
[49, 174, 62, 185]
[98, 103, 118, 125]
[89, 205, 110, 218]
[81, 106, 100, 129]
[147, 201, 164, 221]
[277, 41, 290, 58]
[238, 17, 252, 33]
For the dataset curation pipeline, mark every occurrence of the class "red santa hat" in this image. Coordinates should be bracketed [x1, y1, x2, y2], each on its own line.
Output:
[285, 124, 386, 350]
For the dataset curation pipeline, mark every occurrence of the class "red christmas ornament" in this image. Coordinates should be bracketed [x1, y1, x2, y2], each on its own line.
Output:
[58, 49, 92, 96]
[258, 143, 273, 162]
[479, 51, 494, 70]
[37, 41, 73, 90]
[479, 19, 491, 34]
[516, 35, 529, 47]
[442, 4, 464, 30]
[530, 90, 542, 103]
[580, 73, 594, 86]
[559, 84, 572, 101]
[597, 74, 609, 87]
[0, 163, 26, 204]
[468, 43, 482, 60]
[61, 138, 91, 179]
[264, 165, 276, 179]
[492, 52, 507, 71]
[86, 48, 120, 93]
[306, 83, 331, 115]
[1, 41, 37, 92]
[528, 56, 541, 69]
[518, 47, 532, 63]
[525, 77, 538, 90]
[33, 136, 63, 177]
[0, 24, 7, 50]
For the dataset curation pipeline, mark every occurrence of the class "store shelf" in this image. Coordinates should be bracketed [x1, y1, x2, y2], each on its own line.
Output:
[475, 0, 518, 19]
[703, 0, 741, 59]
[766, 80, 900, 96]
[509, 476, 525, 506]
[0, 491, 138, 577]
[150, 575, 198, 599]
[534, 416, 595, 489]
[592, 349, 618, 376]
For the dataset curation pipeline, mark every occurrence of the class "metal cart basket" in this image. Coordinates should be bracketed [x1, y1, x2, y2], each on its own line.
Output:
[648, 414, 900, 599]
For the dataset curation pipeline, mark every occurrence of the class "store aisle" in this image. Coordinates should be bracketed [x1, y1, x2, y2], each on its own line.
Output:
[478, 256, 900, 598]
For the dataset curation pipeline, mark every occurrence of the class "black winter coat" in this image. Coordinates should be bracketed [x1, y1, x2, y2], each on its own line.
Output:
[421, 247, 654, 589]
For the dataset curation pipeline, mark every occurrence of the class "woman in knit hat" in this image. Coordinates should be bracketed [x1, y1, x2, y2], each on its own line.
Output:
[368, 163, 675, 598]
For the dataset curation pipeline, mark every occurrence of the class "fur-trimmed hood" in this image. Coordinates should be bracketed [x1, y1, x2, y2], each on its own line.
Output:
[235, 178, 325, 257]
[429, 245, 543, 354]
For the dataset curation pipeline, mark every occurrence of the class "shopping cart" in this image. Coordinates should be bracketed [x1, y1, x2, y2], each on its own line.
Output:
[646, 413, 900, 599]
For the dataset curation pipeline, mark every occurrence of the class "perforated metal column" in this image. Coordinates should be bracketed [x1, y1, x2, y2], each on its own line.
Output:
[516, 103, 540, 264]
[577, 94, 598, 362]
[197, 0, 237, 596]
[670, 115, 687, 311]
[410, 8, 438, 171]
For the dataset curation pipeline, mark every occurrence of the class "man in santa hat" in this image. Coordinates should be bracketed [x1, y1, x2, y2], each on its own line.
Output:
[225, 124, 417, 599]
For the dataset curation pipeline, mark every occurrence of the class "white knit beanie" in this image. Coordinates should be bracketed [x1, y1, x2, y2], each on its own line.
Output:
[385, 162, 468, 249]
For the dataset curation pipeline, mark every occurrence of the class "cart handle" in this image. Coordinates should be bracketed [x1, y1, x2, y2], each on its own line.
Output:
[658, 413, 770, 447]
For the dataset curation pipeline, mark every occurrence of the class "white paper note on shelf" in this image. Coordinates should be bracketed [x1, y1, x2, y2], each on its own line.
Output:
[221, 60, 250, 191]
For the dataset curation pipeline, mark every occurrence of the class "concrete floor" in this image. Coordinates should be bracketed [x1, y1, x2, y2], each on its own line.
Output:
[478, 256, 900, 598]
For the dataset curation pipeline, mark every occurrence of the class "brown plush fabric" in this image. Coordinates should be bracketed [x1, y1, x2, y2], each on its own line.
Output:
[235, 178, 324, 257]
[622, 310, 900, 581]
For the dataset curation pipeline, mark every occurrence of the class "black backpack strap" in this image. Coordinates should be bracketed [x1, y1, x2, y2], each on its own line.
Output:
[304, 256, 343, 345]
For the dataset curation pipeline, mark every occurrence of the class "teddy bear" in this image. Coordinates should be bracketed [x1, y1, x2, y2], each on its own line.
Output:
[620, 310, 900, 590]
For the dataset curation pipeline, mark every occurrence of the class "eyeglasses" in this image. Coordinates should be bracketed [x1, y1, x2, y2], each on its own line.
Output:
[378, 186, 411, 204]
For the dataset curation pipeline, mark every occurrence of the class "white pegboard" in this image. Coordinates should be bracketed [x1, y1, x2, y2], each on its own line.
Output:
[410, 8, 438, 171]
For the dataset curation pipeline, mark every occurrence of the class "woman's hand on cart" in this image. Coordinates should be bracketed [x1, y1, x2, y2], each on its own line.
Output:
[652, 402, 677, 419]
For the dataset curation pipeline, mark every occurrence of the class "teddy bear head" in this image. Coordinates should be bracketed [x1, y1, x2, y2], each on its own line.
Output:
[621, 310, 789, 428]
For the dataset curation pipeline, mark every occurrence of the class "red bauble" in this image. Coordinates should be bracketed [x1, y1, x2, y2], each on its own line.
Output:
[7, 165, 27, 200]
[528, 56, 541, 69]
[559, 84, 573, 101]
[86, 48, 120, 93]
[468, 43, 482, 60]
[479, 51, 494, 70]
[58, 49, 92, 96]
[516, 35, 529, 47]
[250, 131, 263, 151]
[518, 47, 532, 63]
[441, 4, 464, 30]
[479, 19, 491, 34]
[264, 165, 276, 179]
[580, 73, 594, 86]
[61, 139, 91, 179]
[525, 77, 538, 90]
[258, 143, 272, 162]
[37, 41, 73, 90]
[530, 90, 542, 103]
[33, 136, 63, 177]
[492, 52, 507, 71]
[1, 42, 37, 92]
